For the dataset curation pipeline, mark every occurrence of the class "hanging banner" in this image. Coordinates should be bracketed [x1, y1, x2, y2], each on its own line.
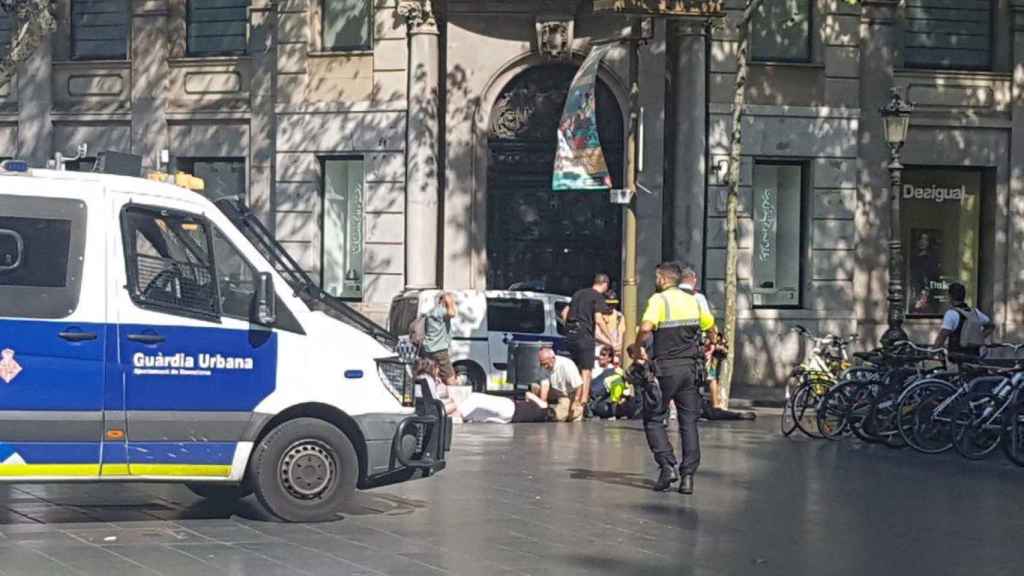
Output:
[552, 44, 613, 191]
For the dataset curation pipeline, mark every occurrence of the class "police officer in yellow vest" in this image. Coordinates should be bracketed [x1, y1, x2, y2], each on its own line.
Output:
[638, 262, 714, 494]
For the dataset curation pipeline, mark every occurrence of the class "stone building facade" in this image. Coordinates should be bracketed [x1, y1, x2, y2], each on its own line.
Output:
[2, 0, 1023, 385]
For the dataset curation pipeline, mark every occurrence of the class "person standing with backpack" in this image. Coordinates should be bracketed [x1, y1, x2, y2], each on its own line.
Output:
[416, 292, 458, 386]
[934, 282, 994, 357]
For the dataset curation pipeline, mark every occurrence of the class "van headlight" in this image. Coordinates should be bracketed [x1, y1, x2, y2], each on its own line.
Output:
[377, 357, 413, 406]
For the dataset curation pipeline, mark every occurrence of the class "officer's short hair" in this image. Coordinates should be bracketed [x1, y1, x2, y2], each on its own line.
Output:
[593, 273, 610, 287]
[655, 262, 682, 285]
[949, 282, 967, 303]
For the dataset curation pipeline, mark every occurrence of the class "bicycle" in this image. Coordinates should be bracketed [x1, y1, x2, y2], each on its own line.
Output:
[782, 325, 854, 438]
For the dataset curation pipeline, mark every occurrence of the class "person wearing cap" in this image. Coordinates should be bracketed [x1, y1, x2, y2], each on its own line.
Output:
[638, 262, 714, 494]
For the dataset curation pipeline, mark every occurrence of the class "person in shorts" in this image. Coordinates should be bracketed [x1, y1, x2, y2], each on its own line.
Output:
[422, 292, 457, 385]
[562, 274, 611, 408]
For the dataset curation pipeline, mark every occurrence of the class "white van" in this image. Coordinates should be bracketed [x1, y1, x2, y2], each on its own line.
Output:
[0, 160, 450, 522]
[388, 289, 570, 393]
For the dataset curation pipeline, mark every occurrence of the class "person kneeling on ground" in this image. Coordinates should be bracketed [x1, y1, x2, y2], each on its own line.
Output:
[589, 346, 639, 419]
[533, 348, 585, 421]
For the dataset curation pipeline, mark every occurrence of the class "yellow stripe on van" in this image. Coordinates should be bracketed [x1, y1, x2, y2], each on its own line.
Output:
[100, 464, 130, 476]
[0, 464, 100, 477]
[128, 464, 232, 477]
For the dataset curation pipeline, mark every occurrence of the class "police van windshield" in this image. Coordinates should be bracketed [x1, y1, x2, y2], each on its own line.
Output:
[213, 198, 396, 349]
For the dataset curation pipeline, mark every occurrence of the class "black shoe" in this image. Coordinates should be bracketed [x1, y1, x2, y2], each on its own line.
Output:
[652, 467, 679, 492]
[678, 474, 694, 495]
[739, 411, 757, 421]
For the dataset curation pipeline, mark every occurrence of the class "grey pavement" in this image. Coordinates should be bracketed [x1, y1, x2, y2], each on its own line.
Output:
[1, 412, 1023, 575]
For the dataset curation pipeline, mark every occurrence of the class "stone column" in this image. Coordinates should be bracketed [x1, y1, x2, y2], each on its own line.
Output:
[670, 20, 708, 279]
[636, 19, 667, 301]
[855, 0, 900, 340]
[131, 0, 169, 165]
[17, 35, 52, 166]
[399, 0, 441, 290]
[249, 0, 276, 226]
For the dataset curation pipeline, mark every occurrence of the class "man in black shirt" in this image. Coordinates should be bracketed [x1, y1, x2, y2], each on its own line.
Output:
[562, 273, 611, 408]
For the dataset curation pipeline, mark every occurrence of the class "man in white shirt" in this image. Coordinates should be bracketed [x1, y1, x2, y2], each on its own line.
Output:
[934, 282, 993, 356]
[533, 348, 584, 409]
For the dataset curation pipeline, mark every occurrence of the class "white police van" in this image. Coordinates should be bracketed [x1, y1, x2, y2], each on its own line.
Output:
[388, 289, 570, 393]
[0, 158, 450, 522]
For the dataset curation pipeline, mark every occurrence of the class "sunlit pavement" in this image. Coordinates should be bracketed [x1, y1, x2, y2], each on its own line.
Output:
[1, 412, 1022, 575]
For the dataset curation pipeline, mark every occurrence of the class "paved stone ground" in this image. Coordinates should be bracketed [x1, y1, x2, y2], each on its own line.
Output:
[1, 412, 1023, 576]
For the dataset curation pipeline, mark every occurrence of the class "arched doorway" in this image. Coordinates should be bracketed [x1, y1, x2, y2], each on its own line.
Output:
[486, 63, 624, 296]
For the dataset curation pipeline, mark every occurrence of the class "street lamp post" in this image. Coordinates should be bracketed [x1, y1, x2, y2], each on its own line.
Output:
[879, 87, 914, 348]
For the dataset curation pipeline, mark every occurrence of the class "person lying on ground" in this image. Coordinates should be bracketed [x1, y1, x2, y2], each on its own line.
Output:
[449, 391, 572, 424]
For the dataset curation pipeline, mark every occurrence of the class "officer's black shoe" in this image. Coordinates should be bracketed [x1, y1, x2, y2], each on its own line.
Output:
[678, 474, 694, 495]
[652, 467, 678, 492]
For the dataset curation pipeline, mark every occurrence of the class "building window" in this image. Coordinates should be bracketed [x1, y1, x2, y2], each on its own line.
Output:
[0, 11, 12, 62]
[321, 157, 364, 299]
[178, 158, 247, 204]
[71, 0, 130, 60]
[750, 0, 811, 63]
[322, 0, 372, 51]
[752, 162, 805, 308]
[902, 168, 983, 318]
[904, 0, 993, 70]
[188, 0, 249, 56]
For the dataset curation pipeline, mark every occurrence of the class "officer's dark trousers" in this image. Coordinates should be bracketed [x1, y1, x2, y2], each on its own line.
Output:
[643, 362, 701, 475]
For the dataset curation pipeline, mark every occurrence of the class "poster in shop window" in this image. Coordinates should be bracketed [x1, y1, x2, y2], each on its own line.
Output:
[552, 45, 613, 191]
[907, 228, 946, 315]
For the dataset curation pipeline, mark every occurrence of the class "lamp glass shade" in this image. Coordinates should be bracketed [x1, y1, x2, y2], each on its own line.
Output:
[883, 114, 910, 146]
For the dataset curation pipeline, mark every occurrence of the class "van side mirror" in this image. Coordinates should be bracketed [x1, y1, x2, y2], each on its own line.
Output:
[255, 272, 277, 325]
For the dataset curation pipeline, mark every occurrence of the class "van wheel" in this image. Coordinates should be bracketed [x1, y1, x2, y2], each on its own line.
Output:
[250, 417, 358, 523]
[186, 483, 253, 502]
[455, 362, 486, 392]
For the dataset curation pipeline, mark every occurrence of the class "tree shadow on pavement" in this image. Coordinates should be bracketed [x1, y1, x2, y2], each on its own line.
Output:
[567, 468, 654, 490]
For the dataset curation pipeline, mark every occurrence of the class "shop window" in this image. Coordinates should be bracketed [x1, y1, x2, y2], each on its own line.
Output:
[178, 158, 246, 204]
[321, 157, 364, 299]
[904, 0, 993, 70]
[751, 0, 811, 63]
[71, 0, 130, 60]
[487, 298, 546, 334]
[752, 162, 805, 308]
[902, 168, 983, 317]
[322, 0, 372, 51]
[188, 0, 249, 56]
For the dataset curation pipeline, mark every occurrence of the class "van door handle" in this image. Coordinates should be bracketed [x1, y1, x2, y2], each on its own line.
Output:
[127, 333, 165, 344]
[59, 330, 97, 342]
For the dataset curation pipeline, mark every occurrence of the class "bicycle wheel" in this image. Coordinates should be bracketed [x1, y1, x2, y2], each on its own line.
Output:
[792, 383, 825, 439]
[910, 388, 958, 454]
[896, 379, 956, 454]
[1003, 401, 1024, 467]
[851, 381, 884, 444]
[951, 392, 1003, 460]
[816, 380, 860, 440]
[781, 382, 798, 437]
[868, 387, 908, 449]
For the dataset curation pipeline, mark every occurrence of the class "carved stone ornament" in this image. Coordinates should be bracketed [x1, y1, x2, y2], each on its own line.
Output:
[535, 17, 574, 61]
[398, 0, 437, 33]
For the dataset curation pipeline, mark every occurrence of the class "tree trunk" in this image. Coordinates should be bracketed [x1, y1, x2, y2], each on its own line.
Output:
[0, 1, 57, 92]
[719, 0, 762, 409]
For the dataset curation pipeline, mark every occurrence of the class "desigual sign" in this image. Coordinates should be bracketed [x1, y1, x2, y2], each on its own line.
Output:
[902, 184, 966, 203]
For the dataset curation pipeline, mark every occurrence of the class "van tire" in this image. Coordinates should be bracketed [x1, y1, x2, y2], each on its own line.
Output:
[455, 362, 486, 392]
[186, 483, 253, 502]
[249, 417, 359, 523]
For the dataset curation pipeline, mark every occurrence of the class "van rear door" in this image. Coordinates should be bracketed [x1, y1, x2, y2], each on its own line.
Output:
[484, 294, 547, 392]
[0, 187, 106, 478]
